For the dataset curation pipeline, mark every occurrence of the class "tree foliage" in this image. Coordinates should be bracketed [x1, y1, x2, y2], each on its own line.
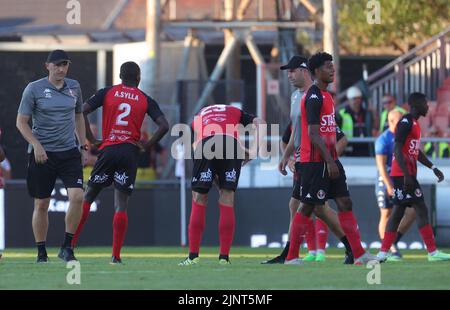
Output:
[337, 0, 449, 53]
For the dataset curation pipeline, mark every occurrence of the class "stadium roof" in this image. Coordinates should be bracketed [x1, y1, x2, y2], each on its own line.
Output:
[0, 0, 318, 44]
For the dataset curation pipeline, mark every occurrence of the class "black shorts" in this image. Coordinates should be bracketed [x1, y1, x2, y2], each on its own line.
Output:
[191, 136, 244, 194]
[392, 176, 425, 206]
[298, 160, 349, 205]
[88, 143, 139, 195]
[27, 147, 83, 199]
[292, 162, 301, 200]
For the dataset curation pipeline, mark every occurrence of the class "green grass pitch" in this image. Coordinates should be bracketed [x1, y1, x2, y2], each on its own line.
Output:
[0, 247, 449, 290]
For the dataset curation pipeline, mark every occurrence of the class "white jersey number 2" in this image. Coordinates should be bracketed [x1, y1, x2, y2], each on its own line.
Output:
[116, 103, 131, 126]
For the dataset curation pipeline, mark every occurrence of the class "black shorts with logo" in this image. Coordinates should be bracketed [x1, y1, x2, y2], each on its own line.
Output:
[191, 135, 244, 194]
[298, 159, 349, 205]
[27, 147, 83, 199]
[88, 143, 139, 195]
[292, 162, 302, 200]
[392, 176, 425, 207]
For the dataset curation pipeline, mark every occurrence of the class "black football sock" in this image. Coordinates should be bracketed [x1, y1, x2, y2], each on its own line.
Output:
[62, 232, 74, 248]
[340, 236, 353, 255]
[189, 252, 199, 260]
[36, 241, 47, 256]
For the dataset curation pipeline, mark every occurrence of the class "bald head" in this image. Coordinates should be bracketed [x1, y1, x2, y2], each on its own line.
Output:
[388, 110, 403, 133]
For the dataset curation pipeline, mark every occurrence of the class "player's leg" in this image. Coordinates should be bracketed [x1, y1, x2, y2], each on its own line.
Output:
[180, 141, 214, 265]
[55, 148, 85, 261]
[313, 204, 354, 264]
[261, 164, 301, 264]
[315, 217, 328, 261]
[32, 198, 51, 262]
[331, 160, 378, 264]
[72, 147, 114, 248]
[303, 217, 317, 261]
[71, 186, 102, 248]
[109, 144, 139, 264]
[214, 137, 242, 264]
[27, 150, 56, 262]
[110, 189, 130, 264]
[217, 189, 235, 264]
[412, 200, 450, 261]
[396, 207, 416, 244]
[285, 162, 329, 264]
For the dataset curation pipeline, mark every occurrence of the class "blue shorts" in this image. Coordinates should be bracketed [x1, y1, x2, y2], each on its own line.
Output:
[375, 176, 394, 209]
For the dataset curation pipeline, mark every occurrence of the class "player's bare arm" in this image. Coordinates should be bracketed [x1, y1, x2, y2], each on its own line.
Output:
[279, 126, 296, 175]
[418, 150, 444, 182]
[142, 115, 169, 151]
[16, 113, 48, 164]
[308, 124, 339, 179]
[336, 135, 348, 157]
[82, 103, 102, 146]
[376, 154, 394, 196]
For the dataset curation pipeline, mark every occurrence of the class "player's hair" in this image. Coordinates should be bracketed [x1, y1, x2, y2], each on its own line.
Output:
[408, 92, 427, 107]
[120, 61, 140, 82]
[307, 52, 333, 75]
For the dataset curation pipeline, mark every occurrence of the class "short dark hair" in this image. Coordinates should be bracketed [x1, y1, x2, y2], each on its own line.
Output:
[308, 52, 333, 75]
[120, 61, 140, 82]
[408, 92, 427, 107]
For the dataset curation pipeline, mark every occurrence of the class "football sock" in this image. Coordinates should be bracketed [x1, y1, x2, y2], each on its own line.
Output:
[381, 231, 397, 252]
[316, 218, 328, 251]
[71, 201, 91, 248]
[219, 203, 235, 257]
[286, 213, 309, 261]
[36, 241, 47, 256]
[188, 200, 206, 257]
[280, 241, 290, 258]
[338, 211, 365, 259]
[112, 211, 128, 259]
[305, 217, 317, 253]
[419, 224, 437, 253]
[62, 232, 74, 248]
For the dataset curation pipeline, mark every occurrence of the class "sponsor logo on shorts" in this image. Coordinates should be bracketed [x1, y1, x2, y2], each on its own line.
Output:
[77, 179, 83, 185]
[114, 172, 129, 186]
[90, 173, 109, 184]
[306, 193, 312, 199]
[199, 169, 212, 182]
[317, 190, 326, 200]
[415, 188, 422, 197]
[225, 169, 237, 183]
[395, 189, 404, 200]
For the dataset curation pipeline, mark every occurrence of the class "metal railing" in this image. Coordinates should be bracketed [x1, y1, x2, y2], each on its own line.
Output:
[338, 27, 450, 115]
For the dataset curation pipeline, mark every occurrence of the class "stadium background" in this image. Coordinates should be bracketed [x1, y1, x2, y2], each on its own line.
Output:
[0, 0, 449, 254]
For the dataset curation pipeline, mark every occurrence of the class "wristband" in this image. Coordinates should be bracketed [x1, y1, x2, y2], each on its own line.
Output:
[431, 165, 437, 170]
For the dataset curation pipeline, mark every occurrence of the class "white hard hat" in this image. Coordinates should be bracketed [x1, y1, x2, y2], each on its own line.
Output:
[346, 86, 362, 99]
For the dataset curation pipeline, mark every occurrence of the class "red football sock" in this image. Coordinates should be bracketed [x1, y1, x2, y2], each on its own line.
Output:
[338, 211, 365, 259]
[305, 217, 317, 252]
[219, 203, 235, 257]
[71, 201, 91, 248]
[419, 224, 437, 253]
[381, 231, 397, 252]
[188, 200, 207, 255]
[316, 218, 328, 251]
[286, 213, 310, 261]
[112, 211, 128, 259]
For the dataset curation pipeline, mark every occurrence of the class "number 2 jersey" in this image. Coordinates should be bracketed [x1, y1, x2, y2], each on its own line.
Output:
[390, 114, 421, 177]
[86, 84, 164, 150]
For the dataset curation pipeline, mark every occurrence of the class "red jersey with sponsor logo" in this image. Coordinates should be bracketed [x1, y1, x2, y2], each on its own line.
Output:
[86, 84, 164, 150]
[192, 104, 255, 145]
[391, 114, 421, 177]
[299, 85, 337, 163]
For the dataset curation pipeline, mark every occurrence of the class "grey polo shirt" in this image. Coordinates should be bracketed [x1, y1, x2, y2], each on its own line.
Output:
[18, 77, 83, 153]
[290, 88, 304, 157]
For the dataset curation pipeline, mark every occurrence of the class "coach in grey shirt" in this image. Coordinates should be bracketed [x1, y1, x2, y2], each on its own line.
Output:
[16, 50, 86, 263]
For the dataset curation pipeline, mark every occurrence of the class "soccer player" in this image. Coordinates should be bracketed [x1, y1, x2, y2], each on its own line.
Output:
[264, 56, 354, 264]
[179, 104, 264, 265]
[16, 50, 85, 263]
[285, 52, 381, 265]
[375, 110, 416, 261]
[377, 92, 450, 262]
[71, 61, 169, 264]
